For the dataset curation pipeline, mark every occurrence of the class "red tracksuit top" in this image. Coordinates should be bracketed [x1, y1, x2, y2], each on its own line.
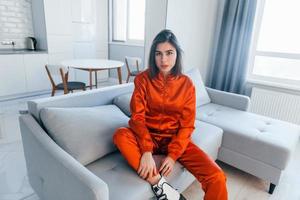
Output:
[129, 69, 196, 161]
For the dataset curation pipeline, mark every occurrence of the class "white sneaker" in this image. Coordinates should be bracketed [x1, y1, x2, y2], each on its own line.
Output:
[151, 177, 186, 200]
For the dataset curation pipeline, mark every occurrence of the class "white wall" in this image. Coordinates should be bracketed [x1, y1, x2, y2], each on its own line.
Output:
[166, 0, 218, 83]
[144, 0, 219, 83]
[143, 0, 168, 69]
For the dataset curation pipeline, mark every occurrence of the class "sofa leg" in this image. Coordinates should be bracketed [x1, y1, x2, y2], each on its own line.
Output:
[269, 183, 276, 194]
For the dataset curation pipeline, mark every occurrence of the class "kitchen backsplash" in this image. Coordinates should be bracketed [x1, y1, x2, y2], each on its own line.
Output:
[0, 0, 34, 49]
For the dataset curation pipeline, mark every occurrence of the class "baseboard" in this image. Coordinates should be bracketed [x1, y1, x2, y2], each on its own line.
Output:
[0, 90, 52, 102]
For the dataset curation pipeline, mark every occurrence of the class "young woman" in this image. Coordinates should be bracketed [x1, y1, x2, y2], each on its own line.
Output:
[113, 29, 228, 200]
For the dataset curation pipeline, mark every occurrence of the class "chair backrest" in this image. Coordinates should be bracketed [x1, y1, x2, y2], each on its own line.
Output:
[45, 64, 69, 88]
[125, 56, 142, 73]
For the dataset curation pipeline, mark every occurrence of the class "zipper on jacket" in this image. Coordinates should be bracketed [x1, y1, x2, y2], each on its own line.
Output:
[159, 77, 167, 131]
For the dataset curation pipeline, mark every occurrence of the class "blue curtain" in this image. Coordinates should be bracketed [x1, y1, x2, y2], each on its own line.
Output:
[207, 0, 257, 94]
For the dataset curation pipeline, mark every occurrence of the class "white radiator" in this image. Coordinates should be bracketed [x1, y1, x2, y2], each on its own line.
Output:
[250, 87, 300, 125]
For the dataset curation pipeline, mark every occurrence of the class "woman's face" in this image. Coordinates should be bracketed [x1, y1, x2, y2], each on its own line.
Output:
[155, 42, 177, 76]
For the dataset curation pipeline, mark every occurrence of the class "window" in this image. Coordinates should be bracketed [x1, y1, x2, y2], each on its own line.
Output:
[111, 0, 145, 45]
[247, 0, 300, 89]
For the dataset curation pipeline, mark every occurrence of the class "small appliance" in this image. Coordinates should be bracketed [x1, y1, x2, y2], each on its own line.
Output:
[26, 37, 37, 50]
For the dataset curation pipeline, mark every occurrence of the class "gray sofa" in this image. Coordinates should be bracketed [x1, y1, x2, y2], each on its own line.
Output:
[19, 68, 300, 200]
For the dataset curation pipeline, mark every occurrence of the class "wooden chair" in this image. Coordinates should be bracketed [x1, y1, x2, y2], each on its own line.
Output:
[125, 56, 142, 83]
[45, 64, 86, 96]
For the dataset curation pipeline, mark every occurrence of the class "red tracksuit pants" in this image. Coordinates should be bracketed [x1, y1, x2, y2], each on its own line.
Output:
[113, 127, 228, 200]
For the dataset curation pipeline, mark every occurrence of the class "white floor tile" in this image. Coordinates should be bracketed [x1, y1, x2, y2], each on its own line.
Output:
[0, 141, 23, 152]
[0, 151, 28, 194]
[1, 114, 22, 143]
[182, 180, 204, 199]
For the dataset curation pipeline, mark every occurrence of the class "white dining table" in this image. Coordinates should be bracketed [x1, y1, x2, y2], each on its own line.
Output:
[61, 59, 124, 89]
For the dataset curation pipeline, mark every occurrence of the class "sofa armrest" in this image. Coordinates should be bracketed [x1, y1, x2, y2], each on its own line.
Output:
[206, 87, 251, 111]
[19, 114, 109, 200]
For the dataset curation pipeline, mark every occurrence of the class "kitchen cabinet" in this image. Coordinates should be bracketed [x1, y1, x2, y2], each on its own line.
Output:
[0, 54, 56, 98]
[24, 54, 50, 92]
[0, 53, 78, 99]
[0, 55, 27, 96]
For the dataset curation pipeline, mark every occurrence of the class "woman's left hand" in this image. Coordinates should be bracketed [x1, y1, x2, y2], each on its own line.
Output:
[159, 156, 175, 177]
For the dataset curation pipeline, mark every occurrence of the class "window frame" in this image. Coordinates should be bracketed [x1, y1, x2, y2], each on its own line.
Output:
[109, 0, 145, 46]
[246, 0, 300, 90]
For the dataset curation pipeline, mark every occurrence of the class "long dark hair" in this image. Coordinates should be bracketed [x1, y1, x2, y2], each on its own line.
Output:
[148, 29, 183, 79]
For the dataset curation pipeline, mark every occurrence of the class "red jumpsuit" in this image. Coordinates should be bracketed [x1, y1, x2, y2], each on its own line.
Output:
[113, 69, 228, 200]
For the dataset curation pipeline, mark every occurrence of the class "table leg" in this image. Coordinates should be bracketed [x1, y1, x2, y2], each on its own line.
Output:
[117, 67, 122, 84]
[89, 69, 92, 90]
[94, 71, 98, 88]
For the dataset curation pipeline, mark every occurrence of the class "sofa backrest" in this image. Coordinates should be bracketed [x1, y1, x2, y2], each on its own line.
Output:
[28, 83, 134, 123]
[185, 67, 211, 107]
[111, 67, 212, 118]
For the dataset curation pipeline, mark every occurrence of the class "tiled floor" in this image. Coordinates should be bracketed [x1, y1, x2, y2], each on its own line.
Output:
[0, 80, 299, 200]
[0, 114, 39, 199]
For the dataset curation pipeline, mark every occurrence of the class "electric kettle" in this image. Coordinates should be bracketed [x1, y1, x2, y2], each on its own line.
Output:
[26, 37, 37, 50]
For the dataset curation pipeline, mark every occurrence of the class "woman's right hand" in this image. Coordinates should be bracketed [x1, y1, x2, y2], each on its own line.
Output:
[138, 152, 157, 179]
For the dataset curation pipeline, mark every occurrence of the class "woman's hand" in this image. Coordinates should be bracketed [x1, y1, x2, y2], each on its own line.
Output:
[159, 156, 175, 177]
[138, 152, 158, 179]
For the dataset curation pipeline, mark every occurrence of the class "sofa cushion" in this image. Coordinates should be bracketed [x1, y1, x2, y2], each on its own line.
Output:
[196, 103, 300, 169]
[192, 120, 223, 160]
[40, 105, 130, 165]
[86, 120, 222, 200]
[86, 152, 193, 200]
[113, 93, 132, 117]
[185, 67, 211, 107]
